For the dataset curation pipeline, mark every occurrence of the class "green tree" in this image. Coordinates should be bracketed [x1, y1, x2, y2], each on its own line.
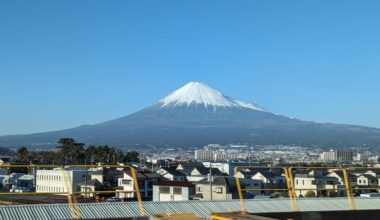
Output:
[85, 145, 97, 164]
[56, 138, 85, 164]
[124, 151, 139, 162]
[30, 151, 56, 164]
[16, 147, 30, 163]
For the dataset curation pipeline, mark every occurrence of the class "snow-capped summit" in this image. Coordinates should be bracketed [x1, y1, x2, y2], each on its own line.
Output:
[159, 81, 267, 111]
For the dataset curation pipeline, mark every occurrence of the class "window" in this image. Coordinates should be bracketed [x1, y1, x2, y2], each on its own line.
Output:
[216, 187, 223, 194]
[196, 187, 202, 192]
[173, 187, 182, 194]
[122, 179, 131, 185]
[159, 186, 170, 194]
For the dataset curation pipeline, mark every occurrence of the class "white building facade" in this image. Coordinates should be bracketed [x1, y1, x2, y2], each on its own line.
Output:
[36, 169, 88, 194]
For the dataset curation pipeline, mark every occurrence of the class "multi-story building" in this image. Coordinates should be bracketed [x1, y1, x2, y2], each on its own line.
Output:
[36, 169, 88, 194]
[320, 149, 353, 162]
[194, 149, 215, 161]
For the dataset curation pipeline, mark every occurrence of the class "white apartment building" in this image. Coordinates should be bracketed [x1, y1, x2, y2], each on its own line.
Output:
[320, 149, 353, 162]
[195, 149, 215, 161]
[195, 149, 231, 161]
[36, 169, 88, 194]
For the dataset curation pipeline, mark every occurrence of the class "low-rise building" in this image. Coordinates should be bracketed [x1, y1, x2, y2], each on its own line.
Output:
[116, 170, 161, 200]
[193, 176, 247, 200]
[294, 173, 343, 197]
[153, 181, 194, 201]
[36, 169, 88, 194]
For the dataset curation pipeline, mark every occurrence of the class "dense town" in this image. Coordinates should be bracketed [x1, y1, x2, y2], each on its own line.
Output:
[1, 143, 380, 205]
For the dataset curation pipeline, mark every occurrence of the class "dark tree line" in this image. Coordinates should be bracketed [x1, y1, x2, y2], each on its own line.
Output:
[15, 138, 139, 164]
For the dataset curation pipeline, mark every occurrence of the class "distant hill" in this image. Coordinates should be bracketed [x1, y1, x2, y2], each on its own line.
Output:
[0, 146, 15, 156]
[1, 81, 380, 149]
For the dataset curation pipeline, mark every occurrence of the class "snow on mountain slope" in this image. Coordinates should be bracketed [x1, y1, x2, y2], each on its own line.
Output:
[160, 81, 267, 111]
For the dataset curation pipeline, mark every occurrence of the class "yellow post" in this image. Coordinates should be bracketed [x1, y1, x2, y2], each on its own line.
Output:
[61, 166, 81, 219]
[342, 168, 356, 210]
[130, 166, 145, 216]
[234, 166, 246, 213]
[286, 167, 298, 212]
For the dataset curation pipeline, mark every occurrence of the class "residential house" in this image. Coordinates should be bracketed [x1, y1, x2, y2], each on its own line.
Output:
[251, 171, 286, 195]
[153, 181, 195, 201]
[156, 167, 186, 181]
[79, 168, 124, 198]
[80, 179, 104, 198]
[193, 176, 248, 200]
[187, 167, 224, 182]
[116, 170, 161, 200]
[176, 162, 204, 176]
[327, 170, 357, 186]
[294, 173, 343, 197]
[9, 174, 35, 193]
[202, 162, 266, 176]
[0, 173, 25, 190]
[90, 168, 123, 186]
[233, 170, 262, 196]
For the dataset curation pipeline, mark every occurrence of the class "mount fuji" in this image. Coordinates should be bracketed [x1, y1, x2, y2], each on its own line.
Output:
[1, 81, 380, 148]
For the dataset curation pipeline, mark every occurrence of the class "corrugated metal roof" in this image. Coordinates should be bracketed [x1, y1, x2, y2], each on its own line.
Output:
[1, 198, 380, 220]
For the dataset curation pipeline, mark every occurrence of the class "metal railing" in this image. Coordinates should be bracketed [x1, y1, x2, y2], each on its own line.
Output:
[234, 166, 380, 213]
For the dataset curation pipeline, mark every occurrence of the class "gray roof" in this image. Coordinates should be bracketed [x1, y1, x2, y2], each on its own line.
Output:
[2, 198, 380, 219]
[159, 167, 185, 177]
[196, 176, 241, 188]
[192, 167, 224, 176]
[18, 175, 34, 181]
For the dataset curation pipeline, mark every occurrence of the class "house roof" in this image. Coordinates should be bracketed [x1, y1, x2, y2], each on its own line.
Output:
[192, 167, 223, 176]
[328, 170, 356, 179]
[124, 170, 161, 180]
[196, 177, 244, 188]
[253, 171, 277, 179]
[154, 181, 194, 187]
[18, 175, 34, 181]
[176, 163, 204, 175]
[159, 167, 186, 177]
[359, 174, 377, 179]
[177, 162, 204, 169]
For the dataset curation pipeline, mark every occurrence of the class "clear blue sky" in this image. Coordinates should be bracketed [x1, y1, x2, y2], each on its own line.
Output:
[1, 0, 380, 135]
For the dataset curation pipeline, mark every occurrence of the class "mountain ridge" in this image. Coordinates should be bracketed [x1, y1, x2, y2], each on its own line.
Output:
[1, 81, 380, 148]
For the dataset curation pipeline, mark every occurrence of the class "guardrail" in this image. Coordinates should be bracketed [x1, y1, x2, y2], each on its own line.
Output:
[0, 164, 144, 219]
[234, 166, 380, 213]
[2, 164, 380, 218]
